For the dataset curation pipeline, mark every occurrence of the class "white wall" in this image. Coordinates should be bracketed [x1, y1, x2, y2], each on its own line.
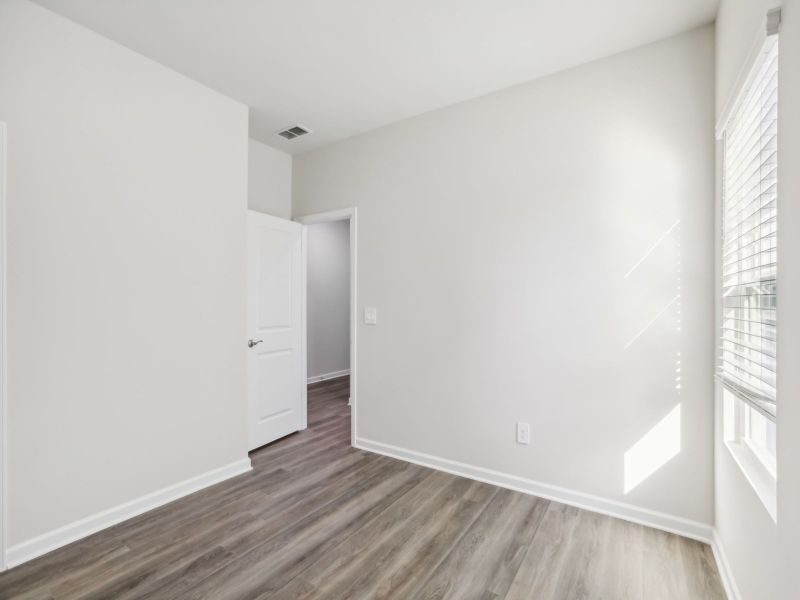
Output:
[306, 221, 350, 380]
[715, 1, 800, 598]
[0, 0, 249, 553]
[294, 27, 716, 526]
[249, 138, 291, 219]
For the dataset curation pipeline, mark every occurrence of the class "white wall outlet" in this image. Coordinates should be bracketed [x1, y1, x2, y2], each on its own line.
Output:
[516, 422, 531, 445]
[364, 306, 377, 325]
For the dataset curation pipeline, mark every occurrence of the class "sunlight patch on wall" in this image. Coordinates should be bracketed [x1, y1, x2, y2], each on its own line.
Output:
[624, 404, 681, 494]
[624, 219, 681, 279]
[623, 294, 680, 350]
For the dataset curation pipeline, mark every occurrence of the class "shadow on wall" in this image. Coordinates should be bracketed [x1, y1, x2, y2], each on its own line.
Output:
[623, 220, 683, 495]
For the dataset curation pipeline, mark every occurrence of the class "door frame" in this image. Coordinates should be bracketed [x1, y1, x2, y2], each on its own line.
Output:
[295, 208, 358, 445]
[0, 122, 8, 571]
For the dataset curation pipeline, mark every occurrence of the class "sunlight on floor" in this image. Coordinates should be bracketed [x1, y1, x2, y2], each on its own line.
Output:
[624, 404, 681, 494]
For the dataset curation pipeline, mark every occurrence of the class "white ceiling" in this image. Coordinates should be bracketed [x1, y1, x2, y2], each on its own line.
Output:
[33, 0, 718, 154]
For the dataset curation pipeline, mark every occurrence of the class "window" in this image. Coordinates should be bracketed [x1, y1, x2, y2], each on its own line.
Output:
[743, 401, 777, 477]
[720, 33, 778, 423]
[718, 16, 779, 518]
[723, 390, 777, 520]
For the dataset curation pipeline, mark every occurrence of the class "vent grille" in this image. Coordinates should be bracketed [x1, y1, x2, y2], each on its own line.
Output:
[275, 125, 311, 140]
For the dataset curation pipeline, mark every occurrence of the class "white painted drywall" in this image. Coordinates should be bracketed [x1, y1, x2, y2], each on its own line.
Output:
[715, 1, 800, 598]
[248, 138, 292, 219]
[306, 221, 350, 380]
[294, 27, 715, 525]
[0, 0, 249, 549]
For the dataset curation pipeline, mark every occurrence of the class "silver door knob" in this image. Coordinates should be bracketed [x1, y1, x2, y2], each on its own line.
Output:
[248, 339, 263, 348]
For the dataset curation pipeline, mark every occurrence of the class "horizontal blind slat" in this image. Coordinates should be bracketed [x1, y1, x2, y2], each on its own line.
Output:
[719, 35, 778, 416]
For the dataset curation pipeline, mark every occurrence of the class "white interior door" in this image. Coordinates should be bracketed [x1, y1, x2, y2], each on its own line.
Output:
[247, 210, 306, 450]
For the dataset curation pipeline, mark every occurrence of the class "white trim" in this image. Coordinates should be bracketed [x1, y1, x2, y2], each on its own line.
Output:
[350, 210, 357, 440]
[711, 529, 741, 600]
[721, 375, 778, 522]
[307, 369, 351, 384]
[295, 208, 358, 445]
[295, 208, 355, 225]
[5, 458, 252, 569]
[300, 225, 308, 430]
[0, 122, 7, 571]
[725, 439, 777, 522]
[716, 8, 781, 138]
[354, 437, 714, 544]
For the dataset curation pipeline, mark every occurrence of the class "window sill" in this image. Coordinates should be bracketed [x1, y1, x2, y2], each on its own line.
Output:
[725, 440, 777, 522]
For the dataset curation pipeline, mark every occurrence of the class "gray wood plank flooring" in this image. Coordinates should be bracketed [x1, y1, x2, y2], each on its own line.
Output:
[0, 377, 725, 599]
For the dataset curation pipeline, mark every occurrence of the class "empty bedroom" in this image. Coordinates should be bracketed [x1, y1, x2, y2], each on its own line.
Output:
[0, 0, 798, 598]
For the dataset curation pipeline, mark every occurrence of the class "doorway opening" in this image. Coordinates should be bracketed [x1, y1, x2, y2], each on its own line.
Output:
[296, 209, 357, 445]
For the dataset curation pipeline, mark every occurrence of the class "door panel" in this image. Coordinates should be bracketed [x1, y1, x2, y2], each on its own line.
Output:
[256, 231, 293, 328]
[247, 211, 306, 450]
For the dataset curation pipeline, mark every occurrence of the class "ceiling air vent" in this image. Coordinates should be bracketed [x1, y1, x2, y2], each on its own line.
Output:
[275, 124, 311, 140]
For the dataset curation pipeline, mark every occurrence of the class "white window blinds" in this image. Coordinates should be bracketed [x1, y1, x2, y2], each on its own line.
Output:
[720, 34, 778, 420]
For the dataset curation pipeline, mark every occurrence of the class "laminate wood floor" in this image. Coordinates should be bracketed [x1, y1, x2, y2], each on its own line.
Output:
[0, 376, 724, 599]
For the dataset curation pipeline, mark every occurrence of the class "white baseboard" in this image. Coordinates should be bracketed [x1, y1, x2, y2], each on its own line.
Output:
[307, 369, 350, 384]
[354, 437, 714, 544]
[711, 530, 740, 600]
[5, 457, 252, 569]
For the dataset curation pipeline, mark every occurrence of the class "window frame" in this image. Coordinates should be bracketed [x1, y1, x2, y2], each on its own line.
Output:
[742, 400, 777, 477]
[723, 390, 777, 521]
[716, 10, 780, 521]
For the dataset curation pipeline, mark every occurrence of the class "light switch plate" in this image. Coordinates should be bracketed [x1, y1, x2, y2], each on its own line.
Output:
[364, 307, 377, 325]
[516, 422, 530, 445]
